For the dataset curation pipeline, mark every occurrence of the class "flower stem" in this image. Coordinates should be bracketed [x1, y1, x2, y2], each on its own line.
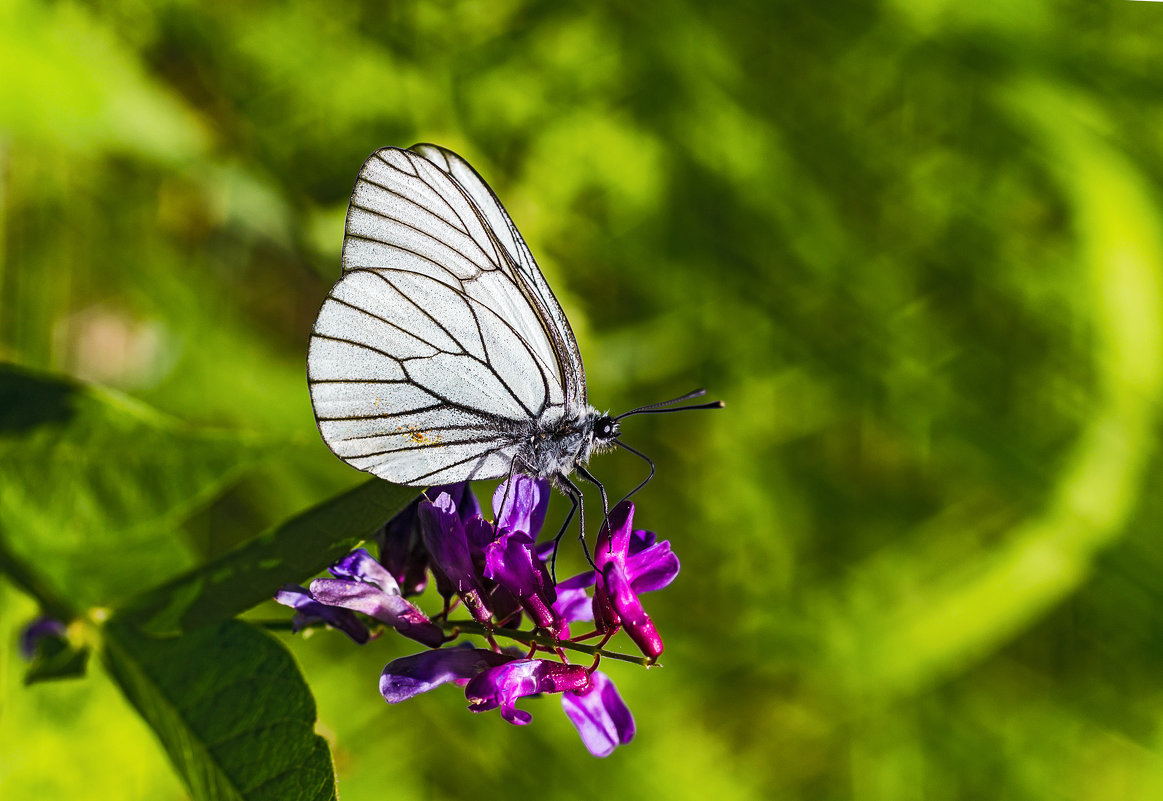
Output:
[253, 617, 655, 667]
[442, 618, 654, 667]
[253, 618, 296, 631]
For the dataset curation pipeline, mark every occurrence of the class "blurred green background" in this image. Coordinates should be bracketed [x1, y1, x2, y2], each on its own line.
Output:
[4, 0, 1163, 799]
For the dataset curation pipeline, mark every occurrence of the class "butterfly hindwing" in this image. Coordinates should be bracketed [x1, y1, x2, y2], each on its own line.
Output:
[309, 266, 556, 484]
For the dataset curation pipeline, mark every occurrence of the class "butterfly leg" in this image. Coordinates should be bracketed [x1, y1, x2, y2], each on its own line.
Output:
[612, 438, 656, 504]
[494, 457, 522, 535]
[548, 478, 580, 581]
[575, 464, 611, 554]
[557, 473, 595, 569]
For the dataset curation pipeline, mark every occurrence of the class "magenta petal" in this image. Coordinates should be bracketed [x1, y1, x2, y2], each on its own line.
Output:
[309, 578, 444, 647]
[594, 502, 635, 571]
[629, 529, 657, 552]
[465, 660, 541, 724]
[503, 707, 534, 725]
[380, 646, 514, 703]
[493, 475, 550, 537]
[534, 539, 557, 564]
[554, 587, 594, 626]
[603, 563, 664, 659]
[427, 481, 482, 524]
[557, 571, 597, 591]
[554, 572, 596, 624]
[275, 584, 370, 644]
[330, 548, 400, 589]
[561, 671, 635, 757]
[464, 516, 496, 558]
[375, 506, 429, 596]
[419, 494, 493, 623]
[592, 572, 620, 634]
[624, 541, 680, 593]
[465, 659, 589, 726]
[419, 494, 476, 587]
[484, 530, 560, 631]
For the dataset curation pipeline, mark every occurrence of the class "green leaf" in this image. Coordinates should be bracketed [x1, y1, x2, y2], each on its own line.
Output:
[24, 638, 90, 685]
[102, 620, 335, 801]
[0, 364, 271, 608]
[115, 479, 418, 635]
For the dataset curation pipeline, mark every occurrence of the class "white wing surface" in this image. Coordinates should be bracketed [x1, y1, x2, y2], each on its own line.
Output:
[308, 145, 584, 485]
[409, 143, 587, 408]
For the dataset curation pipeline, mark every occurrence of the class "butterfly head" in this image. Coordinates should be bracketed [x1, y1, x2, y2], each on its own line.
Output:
[593, 415, 620, 443]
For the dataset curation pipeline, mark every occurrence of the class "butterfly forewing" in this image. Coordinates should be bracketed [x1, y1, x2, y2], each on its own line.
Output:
[309, 144, 584, 485]
[410, 143, 587, 408]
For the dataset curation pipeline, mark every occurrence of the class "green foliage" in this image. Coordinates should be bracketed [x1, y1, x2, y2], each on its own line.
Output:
[0, 589, 187, 799]
[103, 620, 335, 801]
[0, 363, 351, 800]
[4, 0, 1163, 800]
[23, 637, 89, 686]
[117, 479, 417, 635]
[0, 364, 272, 608]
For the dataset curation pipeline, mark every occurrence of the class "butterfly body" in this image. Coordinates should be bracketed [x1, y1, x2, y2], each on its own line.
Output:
[514, 408, 620, 481]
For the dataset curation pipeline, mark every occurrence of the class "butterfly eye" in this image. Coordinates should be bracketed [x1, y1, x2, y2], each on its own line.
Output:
[593, 417, 619, 441]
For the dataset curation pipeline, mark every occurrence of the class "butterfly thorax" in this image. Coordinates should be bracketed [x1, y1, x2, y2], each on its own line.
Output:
[517, 407, 618, 479]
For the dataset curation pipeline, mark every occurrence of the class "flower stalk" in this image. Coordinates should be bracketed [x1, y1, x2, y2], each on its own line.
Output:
[439, 618, 655, 667]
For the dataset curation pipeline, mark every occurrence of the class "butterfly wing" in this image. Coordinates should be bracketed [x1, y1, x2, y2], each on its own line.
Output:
[308, 146, 580, 485]
[408, 143, 587, 408]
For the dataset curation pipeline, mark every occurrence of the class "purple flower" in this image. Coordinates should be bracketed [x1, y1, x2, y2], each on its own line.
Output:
[308, 549, 445, 648]
[551, 571, 597, 636]
[598, 565, 663, 659]
[442, 481, 484, 522]
[374, 503, 429, 597]
[276, 474, 680, 758]
[484, 530, 562, 635]
[377, 483, 480, 596]
[380, 644, 515, 703]
[561, 671, 636, 757]
[593, 502, 677, 660]
[418, 493, 493, 624]
[275, 584, 371, 644]
[481, 475, 563, 633]
[465, 658, 590, 725]
[19, 616, 67, 661]
[492, 475, 550, 538]
[622, 528, 681, 593]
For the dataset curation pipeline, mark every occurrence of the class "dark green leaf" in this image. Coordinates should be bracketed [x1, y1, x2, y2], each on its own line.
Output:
[102, 620, 335, 801]
[0, 364, 271, 607]
[115, 479, 417, 635]
[24, 638, 90, 685]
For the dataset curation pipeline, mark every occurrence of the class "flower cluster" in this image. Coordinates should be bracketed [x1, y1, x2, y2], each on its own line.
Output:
[277, 475, 679, 757]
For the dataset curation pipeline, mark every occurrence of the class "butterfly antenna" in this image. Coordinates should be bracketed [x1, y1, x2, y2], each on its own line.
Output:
[615, 388, 725, 421]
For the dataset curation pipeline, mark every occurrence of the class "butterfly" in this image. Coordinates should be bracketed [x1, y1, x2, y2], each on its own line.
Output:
[307, 143, 720, 546]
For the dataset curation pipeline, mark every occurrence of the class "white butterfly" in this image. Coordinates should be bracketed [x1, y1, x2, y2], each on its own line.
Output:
[307, 144, 718, 533]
